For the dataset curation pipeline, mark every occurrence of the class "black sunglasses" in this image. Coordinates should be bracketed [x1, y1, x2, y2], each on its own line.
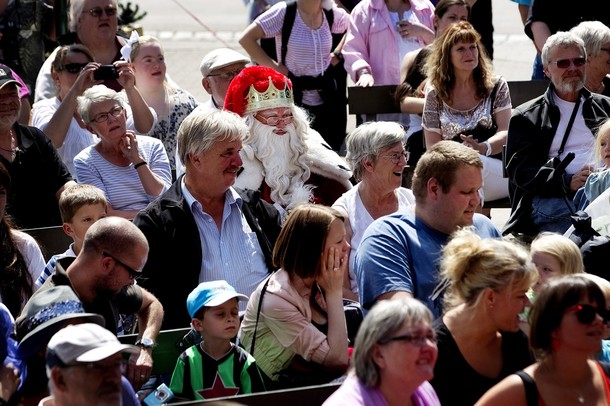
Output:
[85, 6, 117, 18]
[566, 304, 610, 324]
[59, 63, 88, 74]
[551, 57, 586, 69]
[102, 251, 141, 279]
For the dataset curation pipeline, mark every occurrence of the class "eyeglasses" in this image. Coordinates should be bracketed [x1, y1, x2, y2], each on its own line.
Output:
[84, 6, 117, 18]
[382, 331, 437, 347]
[380, 151, 409, 164]
[58, 63, 88, 74]
[66, 359, 126, 374]
[255, 113, 294, 127]
[565, 304, 610, 324]
[551, 57, 586, 69]
[600, 48, 610, 54]
[91, 105, 124, 123]
[102, 251, 141, 280]
[207, 70, 242, 81]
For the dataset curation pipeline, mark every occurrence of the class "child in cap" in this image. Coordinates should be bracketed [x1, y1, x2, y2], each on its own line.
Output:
[169, 280, 266, 400]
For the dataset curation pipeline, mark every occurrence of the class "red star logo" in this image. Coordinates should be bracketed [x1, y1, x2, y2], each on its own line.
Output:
[197, 372, 240, 399]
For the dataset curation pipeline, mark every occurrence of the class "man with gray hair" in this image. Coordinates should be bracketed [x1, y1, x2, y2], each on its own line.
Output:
[134, 109, 281, 329]
[504, 31, 610, 238]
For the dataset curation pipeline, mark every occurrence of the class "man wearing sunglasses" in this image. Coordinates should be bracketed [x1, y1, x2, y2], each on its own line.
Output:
[29, 216, 164, 391]
[504, 31, 610, 239]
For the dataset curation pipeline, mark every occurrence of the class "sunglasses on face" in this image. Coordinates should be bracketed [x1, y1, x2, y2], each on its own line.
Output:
[102, 251, 141, 280]
[551, 57, 586, 69]
[85, 6, 117, 18]
[59, 63, 88, 74]
[565, 304, 610, 324]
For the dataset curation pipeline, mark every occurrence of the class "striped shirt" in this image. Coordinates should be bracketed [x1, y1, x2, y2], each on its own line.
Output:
[183, 184, 269, 311]
[73, 136, 172, 211]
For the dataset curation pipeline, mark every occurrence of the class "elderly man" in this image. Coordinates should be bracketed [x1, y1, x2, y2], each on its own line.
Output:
[0, 66, 75, 228]
[41, 323, 139, 406]
[504, 31, 610, 238]
[354, 141, 500, 317]
[224, 66, 353, 213]
[35, 216, 163, 390]
[197, 48, 250, 111]
[134, 109, 281, 329]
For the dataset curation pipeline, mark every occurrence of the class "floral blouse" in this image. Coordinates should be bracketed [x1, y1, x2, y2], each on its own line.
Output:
[422, 77, 511, 140]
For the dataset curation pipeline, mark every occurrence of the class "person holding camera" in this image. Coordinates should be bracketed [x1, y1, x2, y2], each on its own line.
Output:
[504, 31, 610, 238]
[31, 44, 156, 177]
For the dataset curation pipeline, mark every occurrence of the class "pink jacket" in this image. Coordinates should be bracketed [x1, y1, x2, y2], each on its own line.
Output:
[343, 0, 435, 84]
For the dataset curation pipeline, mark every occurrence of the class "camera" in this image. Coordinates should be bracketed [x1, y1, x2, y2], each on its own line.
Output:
[143, 383, 174, 406]
[93, 65, 119, 80]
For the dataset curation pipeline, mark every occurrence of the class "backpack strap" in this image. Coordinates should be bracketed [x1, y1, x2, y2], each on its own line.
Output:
[516, 371, 539, 406]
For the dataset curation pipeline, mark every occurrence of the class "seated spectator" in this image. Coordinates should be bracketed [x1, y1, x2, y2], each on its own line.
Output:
[238, 204, 349, 388]
[75, 85, 171, 220]
[123, 33, 199, 177]
[504, 31, 610, 238]
[332, 121, 415, 301]
[169, 280, 266, 401]
[574, 119, 610, 209]
[423, 21, 511, 203]
[0, 64, 31, 125]
[570, 21, 610, 97]
[430, 228, 538, 406]
[31, 44, 157, 177]
[323, 297, 440, 406]
[0, 66, 75, 229]
[476, 275, 610, 406]
[0, 302, 23, 405]
[134, 109, 281, 329]
[0, 161, 45, 318]
[196, 48, 250, 111]
[354, 141, 500, 317]
[41, 323, 139, 406]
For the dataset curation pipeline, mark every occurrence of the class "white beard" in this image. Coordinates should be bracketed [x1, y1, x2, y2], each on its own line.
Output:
[248, 119, 314, 209]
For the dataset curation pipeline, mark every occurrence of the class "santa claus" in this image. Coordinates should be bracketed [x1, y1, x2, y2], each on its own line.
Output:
[224, 66, 352, 212]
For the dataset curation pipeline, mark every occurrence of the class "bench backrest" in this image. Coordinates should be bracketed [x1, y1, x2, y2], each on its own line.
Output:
[23, 225, 72, 262]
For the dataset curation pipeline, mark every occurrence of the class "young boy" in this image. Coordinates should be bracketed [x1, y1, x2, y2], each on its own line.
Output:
[169, 280, 266, 400]
[35, 184, 107, 288]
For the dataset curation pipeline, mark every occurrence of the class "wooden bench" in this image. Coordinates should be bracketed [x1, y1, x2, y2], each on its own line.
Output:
[23, 225, 73, 262]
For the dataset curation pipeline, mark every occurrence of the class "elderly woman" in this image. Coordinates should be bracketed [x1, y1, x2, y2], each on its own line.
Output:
[74, 85, 171, 220]
[323, 297, 440, 406]
[238, 204, 349, 388]
[476, 275, 610, 406]
[570, 21, 610, 97]
[31, 44, 156, 177]
[431, 228, 538, 406]
[332, 121, 415, 301]
[423, 21, 512, 203]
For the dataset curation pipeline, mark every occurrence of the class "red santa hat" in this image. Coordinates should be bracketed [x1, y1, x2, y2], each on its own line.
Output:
[224, 66, 293, 117]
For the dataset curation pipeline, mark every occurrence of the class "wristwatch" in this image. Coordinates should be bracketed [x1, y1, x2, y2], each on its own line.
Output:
[135, 337, 155, 349]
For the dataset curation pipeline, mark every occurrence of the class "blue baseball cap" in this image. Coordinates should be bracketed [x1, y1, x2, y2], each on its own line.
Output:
[187, 280, 249, 318]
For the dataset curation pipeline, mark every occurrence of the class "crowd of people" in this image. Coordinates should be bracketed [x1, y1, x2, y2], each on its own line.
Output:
[0, 0, 609, 404]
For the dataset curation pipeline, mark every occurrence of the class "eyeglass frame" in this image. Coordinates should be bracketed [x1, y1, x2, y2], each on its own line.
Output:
[565, 303, 610, 324]
[58, 63, 88, 74]
[90, 105, 124, 124]
[84, 6, 118, 18]
[206, 70, 243, 81]
[550, 57, 587, 69]
[255, 112, 294, 127]
[380, 331, 437, 347]
[102, 251, 141, 280]
[380, 151, 410, 164]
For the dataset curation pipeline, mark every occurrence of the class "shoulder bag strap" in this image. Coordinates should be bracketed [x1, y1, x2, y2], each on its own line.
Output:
[515, 370, 539, 406]
[280, 3, 297, 65]
[557, 96, 581, 157]
[249, 275, 273, 356]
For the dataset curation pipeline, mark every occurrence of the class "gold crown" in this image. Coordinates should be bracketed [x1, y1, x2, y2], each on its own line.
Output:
[244, 76, 293, 114]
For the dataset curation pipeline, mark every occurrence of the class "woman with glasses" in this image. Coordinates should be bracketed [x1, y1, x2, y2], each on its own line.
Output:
[126, 35, 199, 179]
[430, 228, 538, 406]
[74, 85, 171, 220]
[31, 44, 156, 177]
[323, 297, 440, 406]
[476, 274, 610, 406]
[570, 21, 610, 97]
[332, 121, 415, 301]
[423, 21, 512, 205]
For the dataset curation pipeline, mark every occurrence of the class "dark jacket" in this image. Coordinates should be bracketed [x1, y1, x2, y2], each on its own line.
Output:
[503, 85, 610, 237]
[133, 177, 282, 329]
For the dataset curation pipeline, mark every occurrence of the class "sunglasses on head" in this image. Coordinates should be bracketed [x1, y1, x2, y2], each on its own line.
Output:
[551, 57, 586, 69]
[565, 304, 610, 324]
[59, 63, 88, 74]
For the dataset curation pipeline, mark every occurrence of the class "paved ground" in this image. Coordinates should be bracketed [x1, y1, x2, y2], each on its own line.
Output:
[136, 0, 534, 229]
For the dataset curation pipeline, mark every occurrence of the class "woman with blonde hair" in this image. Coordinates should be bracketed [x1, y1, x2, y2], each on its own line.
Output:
[430, 228, 538, 406]
[423, 21, 511, 203]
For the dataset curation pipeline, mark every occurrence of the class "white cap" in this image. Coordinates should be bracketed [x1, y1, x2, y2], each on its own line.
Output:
[200, 48, 250, 78]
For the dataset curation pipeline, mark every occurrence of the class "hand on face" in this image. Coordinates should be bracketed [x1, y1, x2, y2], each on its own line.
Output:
[317, 247, 347, 295]
[119, 130, 142, 162]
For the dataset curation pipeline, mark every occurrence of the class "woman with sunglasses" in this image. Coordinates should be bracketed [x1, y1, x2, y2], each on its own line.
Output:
[430, 228, 538, 406]
[332, 121, 415, 301]
[476, 274, 610, 406]
[423, 21, 512, 207]
[31, 44, 156, 177]
[74, 85, 171, 220]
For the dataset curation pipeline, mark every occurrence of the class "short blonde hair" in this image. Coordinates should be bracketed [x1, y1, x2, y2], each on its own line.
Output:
[530, 232, 584, 275]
